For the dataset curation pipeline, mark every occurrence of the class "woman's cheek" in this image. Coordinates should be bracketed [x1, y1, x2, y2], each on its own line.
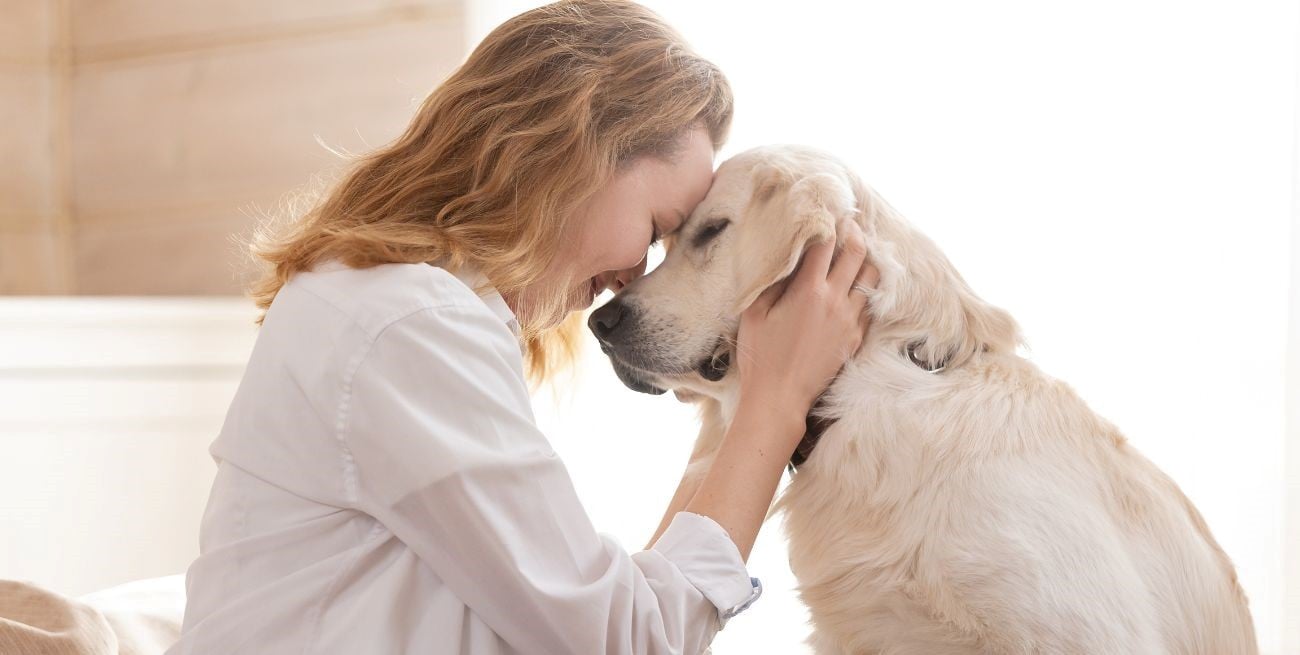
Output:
[622, 229, 654, 270]
[584, 219, 648, 277]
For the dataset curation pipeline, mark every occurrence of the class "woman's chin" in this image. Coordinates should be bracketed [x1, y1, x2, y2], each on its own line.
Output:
[515, 279, 599, 332]
[569, 278, 598, 313]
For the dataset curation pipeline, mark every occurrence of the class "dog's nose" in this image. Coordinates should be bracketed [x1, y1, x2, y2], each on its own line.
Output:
[588, 298, 627, 346]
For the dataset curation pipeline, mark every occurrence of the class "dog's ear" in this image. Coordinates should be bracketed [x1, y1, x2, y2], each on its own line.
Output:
[863, 200, 1023, 369]
[731, 165, 857, 313]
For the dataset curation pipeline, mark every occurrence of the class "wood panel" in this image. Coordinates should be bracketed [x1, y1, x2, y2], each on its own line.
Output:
[0, 228, 66, 293]
[71, 17, 463, 229]
[0, 69, 58, 226]
[0, 0, 68, 293]
[0, 0, 54, 63]
[72, 0, 456, 60]
[73, 207, 268, 294]
[2, 1, 470, 294]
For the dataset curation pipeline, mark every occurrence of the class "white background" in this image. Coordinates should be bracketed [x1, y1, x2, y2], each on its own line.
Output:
[473, 1, 1300, 653]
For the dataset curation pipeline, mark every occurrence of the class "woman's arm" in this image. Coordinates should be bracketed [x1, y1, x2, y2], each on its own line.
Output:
[648, 461, 706, 550]
[686, 220, 877, 560]
[346, 303, 755, 654]
[647, 397, 726, 549]
[683, 405, 803, 561]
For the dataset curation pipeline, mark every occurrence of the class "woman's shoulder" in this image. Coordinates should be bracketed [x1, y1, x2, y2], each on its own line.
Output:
[274, 260, 510, 341]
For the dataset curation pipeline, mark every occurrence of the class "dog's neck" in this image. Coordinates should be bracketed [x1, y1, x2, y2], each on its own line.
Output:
[782, 178, 954, 473]
[711, 177, 963, 473]
[788, 397, 835, 473]
[786, 344, 950, 474]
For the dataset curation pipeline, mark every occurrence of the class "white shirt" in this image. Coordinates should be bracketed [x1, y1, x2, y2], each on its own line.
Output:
[168, 261, 760, 655]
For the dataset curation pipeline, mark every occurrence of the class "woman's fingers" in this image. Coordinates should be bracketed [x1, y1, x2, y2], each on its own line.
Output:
[790, 217, 865, 297]
[849, 263, 880, 301]
[793, 237, 836, 291]
[829, 218, 868, 294]
[859, 262, 881, 288]
[848, 263, 880, 353]
[745, 279, 785, 317]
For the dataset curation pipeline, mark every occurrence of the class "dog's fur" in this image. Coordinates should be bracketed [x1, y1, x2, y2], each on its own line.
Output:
[591, 146, 1257, 654]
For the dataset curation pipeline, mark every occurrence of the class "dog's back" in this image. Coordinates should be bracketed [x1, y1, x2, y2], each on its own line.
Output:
[771, 155, 1256, 653]
[778, 346, 1256, 653]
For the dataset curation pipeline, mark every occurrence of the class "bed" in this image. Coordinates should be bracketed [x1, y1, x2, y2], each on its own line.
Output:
[0, 575, 185, 654]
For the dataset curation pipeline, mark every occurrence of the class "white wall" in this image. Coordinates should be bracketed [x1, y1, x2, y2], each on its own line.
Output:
[1285, 21, 1300, 649]
[477, 2, 1300, 653]
[0, 299, 257, 596]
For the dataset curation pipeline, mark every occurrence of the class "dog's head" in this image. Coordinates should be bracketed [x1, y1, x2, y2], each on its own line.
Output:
[588, 144, 1021, 399]
[586, 145, 858, 396]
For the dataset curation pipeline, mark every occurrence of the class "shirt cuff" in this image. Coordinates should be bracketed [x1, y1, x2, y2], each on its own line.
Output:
[651, 511, 763, 626]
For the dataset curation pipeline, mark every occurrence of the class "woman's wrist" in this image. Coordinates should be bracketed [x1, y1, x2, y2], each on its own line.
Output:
[683, 417, 795, 560]
[646, 461, 707, 549]
[735, 388, 810, 446]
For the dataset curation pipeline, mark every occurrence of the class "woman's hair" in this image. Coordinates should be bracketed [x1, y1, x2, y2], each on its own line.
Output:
[248, 0, 733, 381]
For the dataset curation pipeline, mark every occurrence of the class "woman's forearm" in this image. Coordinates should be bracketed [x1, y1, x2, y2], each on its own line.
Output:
[681, 401, 803, 561]
[646, 464, 704, 549]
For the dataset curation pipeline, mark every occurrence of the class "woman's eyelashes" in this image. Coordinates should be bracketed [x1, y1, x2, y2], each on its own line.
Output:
[649, 221, 663, 247]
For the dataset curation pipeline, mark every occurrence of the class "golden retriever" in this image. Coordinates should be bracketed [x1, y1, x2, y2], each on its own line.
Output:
[588, 145, 1257, 654]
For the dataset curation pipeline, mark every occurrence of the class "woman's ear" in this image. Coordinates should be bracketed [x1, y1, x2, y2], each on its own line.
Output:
[731, 168, 857, 314]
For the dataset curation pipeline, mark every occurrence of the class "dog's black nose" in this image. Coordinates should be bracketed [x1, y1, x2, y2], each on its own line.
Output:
[588, 298, 627, 345]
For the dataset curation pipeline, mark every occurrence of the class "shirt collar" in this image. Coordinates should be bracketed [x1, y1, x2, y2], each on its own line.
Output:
[445, 265, 521, 338]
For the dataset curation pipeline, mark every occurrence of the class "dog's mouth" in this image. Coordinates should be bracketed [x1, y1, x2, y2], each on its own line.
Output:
[694, 338, 732, 382]
[604, 336, 733, 395]
[608, 358, 668, 395]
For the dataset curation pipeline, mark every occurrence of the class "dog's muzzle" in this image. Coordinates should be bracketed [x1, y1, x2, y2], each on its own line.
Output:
[588, 298, 667, 395]
[608, 359, 667, 395]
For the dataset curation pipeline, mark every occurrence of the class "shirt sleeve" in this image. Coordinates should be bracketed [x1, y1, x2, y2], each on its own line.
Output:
[341, 304, 761, 654]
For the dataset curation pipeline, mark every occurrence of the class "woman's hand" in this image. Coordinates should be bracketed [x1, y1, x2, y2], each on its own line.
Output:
[734, 218, 879, 450]
[679, 219, 878, 561]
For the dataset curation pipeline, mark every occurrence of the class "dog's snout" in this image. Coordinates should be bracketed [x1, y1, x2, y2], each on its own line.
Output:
[588, 298, 629, 346]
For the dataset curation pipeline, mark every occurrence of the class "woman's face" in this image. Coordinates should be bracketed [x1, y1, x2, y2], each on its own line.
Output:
[514, 127, 716, 322]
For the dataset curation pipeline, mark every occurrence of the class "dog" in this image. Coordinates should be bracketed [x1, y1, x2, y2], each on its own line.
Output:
[588, 145, 1257, 654]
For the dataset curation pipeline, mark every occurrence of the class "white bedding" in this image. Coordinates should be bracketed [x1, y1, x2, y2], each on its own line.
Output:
[0, 575, 184, 655]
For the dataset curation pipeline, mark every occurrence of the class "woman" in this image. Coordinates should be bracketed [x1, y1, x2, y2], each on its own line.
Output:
[170, 2, 875, 653]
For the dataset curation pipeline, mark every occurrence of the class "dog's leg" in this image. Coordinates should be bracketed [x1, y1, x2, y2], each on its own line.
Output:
[915, 460, 1167, 654]
[683, 397, 728, 483]
[646, 397, 729, 549]
[807, 630, 847, 655]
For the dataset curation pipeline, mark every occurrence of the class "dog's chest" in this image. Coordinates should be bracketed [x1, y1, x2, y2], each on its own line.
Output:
[771, 404, 952, 646]
[781, 467, 917, 580]
[779, 418, 921, 565]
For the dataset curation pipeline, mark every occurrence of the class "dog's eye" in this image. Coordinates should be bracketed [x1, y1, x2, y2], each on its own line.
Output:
[692, 219, 730, 248]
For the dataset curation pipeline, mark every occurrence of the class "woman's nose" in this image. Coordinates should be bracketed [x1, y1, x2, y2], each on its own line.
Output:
[612, 257, 648, 291]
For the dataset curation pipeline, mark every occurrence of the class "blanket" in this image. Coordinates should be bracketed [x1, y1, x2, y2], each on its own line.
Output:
[0, 577, 183, 655]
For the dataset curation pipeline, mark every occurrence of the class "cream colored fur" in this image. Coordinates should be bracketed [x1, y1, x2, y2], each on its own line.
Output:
[621, 146, 1257, 654]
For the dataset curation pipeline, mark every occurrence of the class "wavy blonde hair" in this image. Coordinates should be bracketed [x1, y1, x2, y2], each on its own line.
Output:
[248, 0, 732, 381]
